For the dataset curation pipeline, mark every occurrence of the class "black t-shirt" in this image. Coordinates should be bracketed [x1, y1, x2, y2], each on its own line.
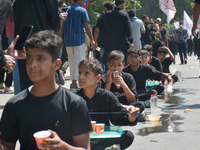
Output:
[151, 30, 162, 42]
[160, 27, 167, 44]
[77, 87, 137, 126]
[123, 64, 162, 94]
[95, 13, 107, 48]
[0, 86, 92, 150]
[149, 56, 162, 72]
[195, 0, 200, 4]
[161, 57, 173, 73]
[100, 72, 138, 105]
[141, 24, 152, 43]
[187, 39, 193, 48]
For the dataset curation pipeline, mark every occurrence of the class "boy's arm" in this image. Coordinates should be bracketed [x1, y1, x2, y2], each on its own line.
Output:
[166, 47, 174, 61]
[104, 70, 113, 91]
[161, 73, 173, 83]
[84, 22, 95, 50]
[42, 130, 90, 150]
[114, 76, 136, 102]
[0, 141, 15, 150]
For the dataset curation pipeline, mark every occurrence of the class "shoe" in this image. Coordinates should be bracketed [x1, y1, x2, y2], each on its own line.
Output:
[61, 61, 69, 71]
[70, 83, 79, 92]
[4, 87, 10, 92]
[105, 144, 121, 150]
[184, 59, 187, 64]
[0, 83, 5, 89]
[180, 62, 184, 65]
[137, 111, 146, 122]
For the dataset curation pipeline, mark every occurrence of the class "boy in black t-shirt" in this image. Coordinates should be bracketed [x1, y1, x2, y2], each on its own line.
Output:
[100, 50, 145, 112]
[76, 59, 140, 150]
[0, 31, 92, 150]
[123, 47, 173, 107]
[157, 46, 178, 82]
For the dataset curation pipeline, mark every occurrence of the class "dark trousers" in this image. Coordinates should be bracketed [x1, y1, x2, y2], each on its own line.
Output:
[147, 84, 164, 95]
[178, 43, 187, 63]
[91, 130, 134, 150]
[137, 89, 158, 101]
[0, 68, 13, 87]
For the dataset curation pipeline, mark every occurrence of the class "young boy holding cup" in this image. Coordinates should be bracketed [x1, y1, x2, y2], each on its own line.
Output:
[0, 30, 92, 150]
[76, 58, 140, 150]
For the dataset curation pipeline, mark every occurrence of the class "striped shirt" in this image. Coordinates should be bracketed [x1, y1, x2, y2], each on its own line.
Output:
[63, 3, 90, 47]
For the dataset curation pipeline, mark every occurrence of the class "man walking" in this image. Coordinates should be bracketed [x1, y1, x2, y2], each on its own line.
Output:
[104, 0, 134, 65]
[63, 0, 95, 90]
[175, 21, 188, 64]
[127, 9, 145, 49]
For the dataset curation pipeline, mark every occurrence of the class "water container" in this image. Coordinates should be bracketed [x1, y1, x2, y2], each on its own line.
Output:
[113, 71, 120, 89]
[150, 95, 155, 110]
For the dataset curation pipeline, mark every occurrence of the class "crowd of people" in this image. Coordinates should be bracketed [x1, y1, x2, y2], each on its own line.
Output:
[0, 0, 200, 150]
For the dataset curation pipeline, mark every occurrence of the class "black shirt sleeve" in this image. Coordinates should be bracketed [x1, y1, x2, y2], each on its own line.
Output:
[145, 65, 162, 80]
[195, 0, 200, 4]
[124, 13, 133, 43]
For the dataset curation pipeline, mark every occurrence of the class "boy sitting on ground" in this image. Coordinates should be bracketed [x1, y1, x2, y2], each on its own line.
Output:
[0, 30, 92, 150]
[123, 46, 173, 107]
[143, 44, 162, 72]
[140, 50, 164, 94]
[100, 50, 145, 112]
[76, 58, 140, 150]
[157, 46, 178, 82]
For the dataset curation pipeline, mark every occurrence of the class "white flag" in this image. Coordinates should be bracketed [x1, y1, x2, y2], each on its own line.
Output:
[159, 0, 177, 24]
[174, 21, 179, 29]
[183, 11, 193, 37]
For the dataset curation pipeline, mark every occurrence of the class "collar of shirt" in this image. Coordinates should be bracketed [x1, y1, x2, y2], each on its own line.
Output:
[71, 3, 80, 8]
[114, 7, 122, 10]
[78, 87, 100, 100]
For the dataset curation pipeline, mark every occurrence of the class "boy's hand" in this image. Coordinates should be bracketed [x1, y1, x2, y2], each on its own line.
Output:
[128, 106, 140, 122]
[106, 70, 113, 84]
[113, 75, 126, 88]
[167, 76, 174, 83]
[41, 130, 66, 150]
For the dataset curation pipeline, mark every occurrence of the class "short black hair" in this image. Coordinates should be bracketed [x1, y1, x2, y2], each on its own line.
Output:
[142, 15, 148, 21]
[142, 44, 152, 53]
[157, 46, 168, 55]
[25, 30, 63, 62]
[78, 59, 103, 76]
[140, 50, 150, 56]
[127, 9, 135, 18]
[107, 50, 125, 63]
[104, 1, 114, 10]
[127, 46, 141, 56]
[115, 0, 125, 6]
[179, 21, 183, 25]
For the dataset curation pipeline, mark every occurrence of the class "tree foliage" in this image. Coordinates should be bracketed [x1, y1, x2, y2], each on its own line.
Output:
[64, 0, 195, 26]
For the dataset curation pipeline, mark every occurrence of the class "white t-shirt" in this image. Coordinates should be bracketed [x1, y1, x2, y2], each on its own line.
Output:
[130, 17, 145, 41]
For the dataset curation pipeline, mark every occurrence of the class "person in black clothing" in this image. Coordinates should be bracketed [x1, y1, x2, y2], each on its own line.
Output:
[157, 46, 178, 82]
[0, 30, 92, 150]
[77, 59, 140, 150]
[141, 15, 153, 47]
[100, 50, 145, 112]
[94, 1, 114, 72]
[103, 0, 133, 65]
[143, 44, 162, 72]
[187, 35, 193, 56]
[123, 47, 173, 107]
[151, 23, 163, 57]
[13, 0, 62, 91]
[169, 35, 177, 64]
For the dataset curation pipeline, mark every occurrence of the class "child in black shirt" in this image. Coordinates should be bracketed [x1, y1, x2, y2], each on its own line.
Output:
[77, 59, 140, 150]
[0, 31, 92, 150]
[123, 47, 173, 107]
[100, 50, 145, 112]
[157, 46, 178, 82]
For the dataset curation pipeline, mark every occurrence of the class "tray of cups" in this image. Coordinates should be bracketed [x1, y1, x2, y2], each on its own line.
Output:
[90, 124, 124, 139]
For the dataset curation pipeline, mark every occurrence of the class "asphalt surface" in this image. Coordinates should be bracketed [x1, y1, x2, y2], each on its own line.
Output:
[0, 54, 200, 150]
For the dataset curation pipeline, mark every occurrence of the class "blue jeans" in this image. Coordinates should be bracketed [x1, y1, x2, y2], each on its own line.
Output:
[178, 43, 187, 63]
[8, 38, 21, 94]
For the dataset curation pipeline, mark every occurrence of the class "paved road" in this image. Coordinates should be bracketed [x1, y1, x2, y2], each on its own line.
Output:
[0, 55, 200, 149]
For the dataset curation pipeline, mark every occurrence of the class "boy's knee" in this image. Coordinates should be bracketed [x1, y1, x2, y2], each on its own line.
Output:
[120, 130, 134, 149]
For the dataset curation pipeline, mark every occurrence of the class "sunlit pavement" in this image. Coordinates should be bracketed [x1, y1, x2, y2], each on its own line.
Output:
[1, 54, 200, 149]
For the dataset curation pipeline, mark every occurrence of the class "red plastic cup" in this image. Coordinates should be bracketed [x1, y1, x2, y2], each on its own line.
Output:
[95, 123, 105, 134]
[91, 121, 96, 132]
[33, 130, 51, 149]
